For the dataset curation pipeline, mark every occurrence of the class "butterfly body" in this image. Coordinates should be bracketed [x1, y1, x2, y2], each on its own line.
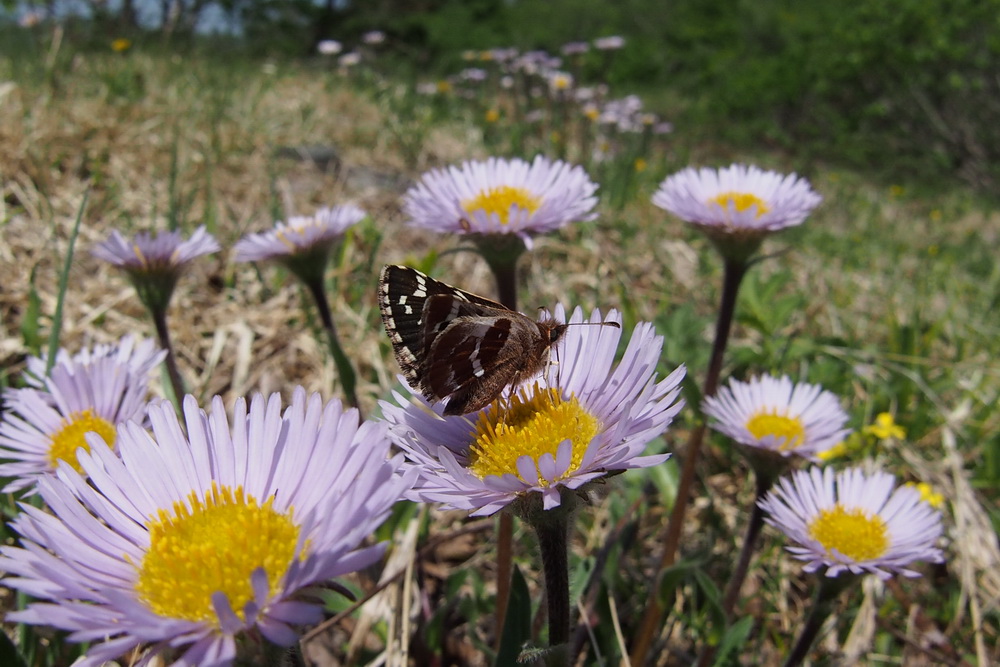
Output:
[379, 265, 567, 415]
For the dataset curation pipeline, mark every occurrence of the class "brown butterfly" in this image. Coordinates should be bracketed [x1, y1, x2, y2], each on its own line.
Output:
[378, 265, 569, 415]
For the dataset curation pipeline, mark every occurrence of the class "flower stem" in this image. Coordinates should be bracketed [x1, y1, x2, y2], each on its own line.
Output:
[783, 574, 857, 667]
[630, 258, 748, 665]
[150, 306, 186, 406]
[477, 242, 523, 648]
[302, 277, 361, 415]
[721, 473, 771, 617]
[695, 472, 773, 667]
[532, 504, 572, 667]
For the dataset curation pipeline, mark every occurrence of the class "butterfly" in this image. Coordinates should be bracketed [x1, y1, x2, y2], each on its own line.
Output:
[378, 265, 569, 416]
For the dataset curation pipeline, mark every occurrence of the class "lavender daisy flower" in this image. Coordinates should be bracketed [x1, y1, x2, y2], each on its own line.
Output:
[93, 225, 220, 313]
[362, 30, 385, 45]
[703, 374, 851, 464]
[402, 155, 598, 247]
[234, 205, 367, 411]
[22, 335, 165, 390]
[381, 306, 685, 516]
[0, 354, 156, 493]
[232, 205, 366, 273]
[560, 41, 590, 56]
[0, 390, 415, 666]
[594, 35, 626, 50]
[652, 164, 821, 260]
[317, 39, 342, 55]
[760, 466, 944, 579]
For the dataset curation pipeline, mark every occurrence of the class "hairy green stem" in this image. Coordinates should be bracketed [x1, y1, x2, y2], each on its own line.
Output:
[631, 258, 748, 665]
[303, 277, 361, 415]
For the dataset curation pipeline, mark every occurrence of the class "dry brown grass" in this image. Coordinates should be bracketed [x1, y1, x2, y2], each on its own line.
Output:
[1, 45, 998, 666]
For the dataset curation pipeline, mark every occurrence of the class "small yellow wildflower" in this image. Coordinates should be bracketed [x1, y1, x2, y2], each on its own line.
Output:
[864, 413, 906, 440]
[111, 38, 132, 53]
[634, 158, 647, 173]
[905, 482, 945, 509]
[817, 441, 848, 462]
[485, 108, 500, 123]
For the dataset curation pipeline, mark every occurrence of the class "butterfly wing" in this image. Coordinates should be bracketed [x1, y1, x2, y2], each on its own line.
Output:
[379, 264, 512, 393]
[423, 316, 524, 415]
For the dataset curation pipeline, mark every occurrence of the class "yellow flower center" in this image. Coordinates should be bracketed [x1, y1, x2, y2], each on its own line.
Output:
[551, 74, 571, 90]
[47, 410, 116, 473]
[135, 483, 302, 625]
[807, 505, 889, 562]
[745, 410, 805, 450]
[463, 186, 541, 225]
[485, 108, 500, 123]
[709, 192, 770, 218]
[468, 385, 599, 485]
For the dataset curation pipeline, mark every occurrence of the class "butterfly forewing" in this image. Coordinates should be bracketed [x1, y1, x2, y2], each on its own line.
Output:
[379, 264, 569, 415]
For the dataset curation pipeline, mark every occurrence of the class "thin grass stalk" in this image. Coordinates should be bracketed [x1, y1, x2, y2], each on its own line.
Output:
[44, 192, 87, 375]
[630, 258, 748, 665]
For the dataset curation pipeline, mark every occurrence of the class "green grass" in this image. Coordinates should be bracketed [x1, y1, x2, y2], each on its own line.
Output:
[0, 28, 997, 666]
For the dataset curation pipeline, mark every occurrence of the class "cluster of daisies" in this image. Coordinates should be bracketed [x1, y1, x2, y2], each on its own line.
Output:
[414, 38, 672, 164]
[0, 156, 943, 665]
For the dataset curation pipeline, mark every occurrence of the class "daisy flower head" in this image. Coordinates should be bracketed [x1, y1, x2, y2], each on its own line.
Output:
[561, 41, 590, 56]
[652, 164, 821, 261]
[21, 335, 165, 391]
[93, 226, 220, 313]
[0, 389, 415, 667]
[317, 39, 342, 55]
[759, 466, 944, 579]
[381, 307, 686, 516]
[0, 352, 157, 494]
[702, 375, 851, 472]
[233, 204, 366, 281]
[362, 30, 386, 45]
[594, 35, 626, 51]
[402, 155, 599, 250]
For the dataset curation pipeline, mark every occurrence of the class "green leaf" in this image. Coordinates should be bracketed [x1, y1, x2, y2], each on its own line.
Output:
[712, 616, 754, 666]
[0, 623, 28, 667]
[494, 564, 532, 667]
[45, 192, 87, 376]
[20, 265, 43, 355]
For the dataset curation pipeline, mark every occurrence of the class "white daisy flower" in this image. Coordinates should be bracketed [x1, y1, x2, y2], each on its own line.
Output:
[381, 307, 685, 516]
[92, 226, 220, 311]
[93, 225, 220, 272]
[652, 164, 821, 257]
[402, 156, 598, 247]
[21, 335, 164, 390]
[759, 466, 945, 579]
[0, 353, 158, 493]
[232, 205, 366, 264]
[702, 375, 850, 461]
[0, 390, 415, 666]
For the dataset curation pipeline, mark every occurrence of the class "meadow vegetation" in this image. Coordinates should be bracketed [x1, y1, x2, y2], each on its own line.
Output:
[0, 5, 998, 666]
